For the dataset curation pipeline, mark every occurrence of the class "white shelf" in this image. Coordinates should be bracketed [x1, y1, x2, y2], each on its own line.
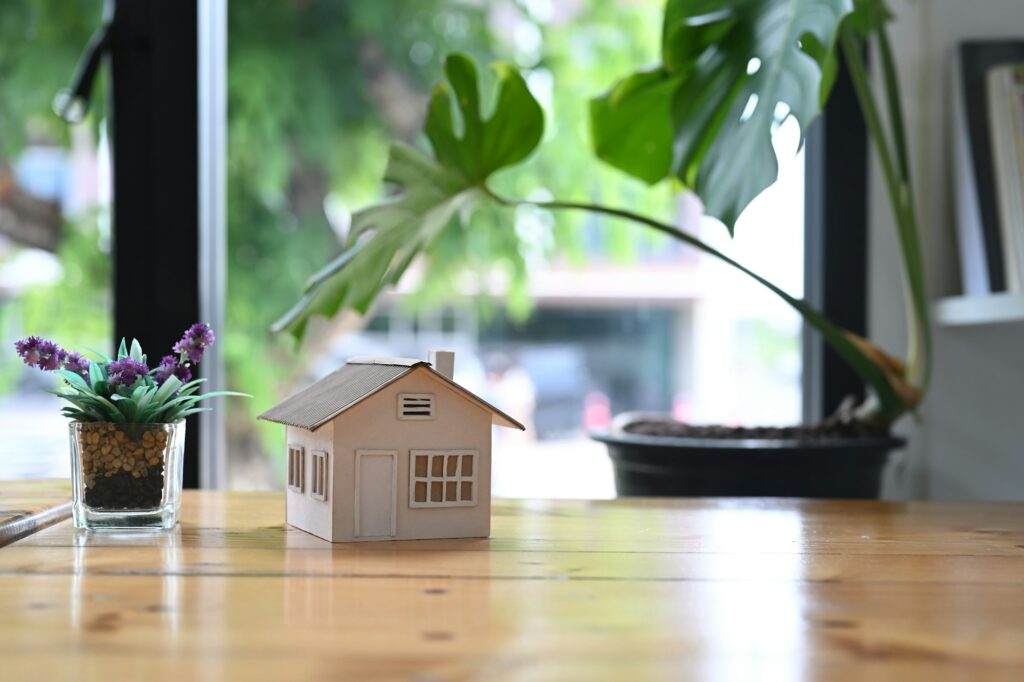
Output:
[934, 293, 1024, 326]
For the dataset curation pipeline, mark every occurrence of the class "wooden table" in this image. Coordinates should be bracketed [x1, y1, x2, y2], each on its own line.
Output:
[2, 491, 1024, 680]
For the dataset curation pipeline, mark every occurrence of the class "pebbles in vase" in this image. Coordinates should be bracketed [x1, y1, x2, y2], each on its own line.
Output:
[77, 424, 168, 510]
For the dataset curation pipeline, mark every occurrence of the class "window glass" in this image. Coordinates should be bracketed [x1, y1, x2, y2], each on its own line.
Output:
[226, 1, 803, 497]
[0, 2, 111, 480]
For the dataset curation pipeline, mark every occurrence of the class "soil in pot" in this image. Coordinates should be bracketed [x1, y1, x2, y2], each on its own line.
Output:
[78, 424, 168, 510]
[598, 414, 902, 498]
[622, 418, 887, 441]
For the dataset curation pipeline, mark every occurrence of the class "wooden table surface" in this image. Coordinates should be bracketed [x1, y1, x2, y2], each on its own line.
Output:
[2, 491, 1024, 681]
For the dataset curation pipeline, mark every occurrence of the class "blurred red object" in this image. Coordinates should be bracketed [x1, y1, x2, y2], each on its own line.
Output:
[672, 393, 693, 422]
[583, 391, 611, 431]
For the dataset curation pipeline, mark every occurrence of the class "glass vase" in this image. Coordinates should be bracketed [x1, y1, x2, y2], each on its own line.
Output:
[70, 421, 185, 529]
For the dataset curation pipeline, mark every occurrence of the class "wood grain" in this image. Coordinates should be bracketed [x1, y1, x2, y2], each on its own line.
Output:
[0, 478, 71, 547]
[2, 492, 1024, 681]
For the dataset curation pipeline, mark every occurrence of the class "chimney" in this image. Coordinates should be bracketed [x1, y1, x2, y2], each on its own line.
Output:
[428, 350, 455, 380]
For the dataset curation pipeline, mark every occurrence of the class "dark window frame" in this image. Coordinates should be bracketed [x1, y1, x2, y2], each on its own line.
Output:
[108, 0, 202, 487]
[804, 49, 870, 423]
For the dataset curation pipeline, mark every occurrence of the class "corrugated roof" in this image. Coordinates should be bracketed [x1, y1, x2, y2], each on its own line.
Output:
[257, 360, 525, 432]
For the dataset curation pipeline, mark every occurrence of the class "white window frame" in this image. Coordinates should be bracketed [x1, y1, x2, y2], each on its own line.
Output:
[287, 445, 304, 493]
[398, 393, 435, 421]
[409, 449, 477, 508]
[310, 449, 328, 501]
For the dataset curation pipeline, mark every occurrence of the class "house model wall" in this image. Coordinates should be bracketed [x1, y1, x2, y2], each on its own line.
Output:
[258, 352, 524, 542]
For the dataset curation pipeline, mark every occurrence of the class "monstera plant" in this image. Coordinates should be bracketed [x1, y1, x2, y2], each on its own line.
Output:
[274, 0, 925, 435]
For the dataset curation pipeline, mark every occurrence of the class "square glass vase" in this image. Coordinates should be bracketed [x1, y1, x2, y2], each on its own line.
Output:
[70, 421, 185, 530]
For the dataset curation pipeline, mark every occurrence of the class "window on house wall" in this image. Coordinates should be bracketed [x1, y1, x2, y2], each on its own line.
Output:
[310, 449, 328, 501]
[287, 445, 304, 492]
[398, 393, 435, 420]
[410, 450, 476, 507]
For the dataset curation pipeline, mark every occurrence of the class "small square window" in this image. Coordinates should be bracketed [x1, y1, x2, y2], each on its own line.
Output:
[287, 446, 304, 493]
[310, 450, 328, 501]
[409, 450, 478, 508]
[398, 393, 435, 420]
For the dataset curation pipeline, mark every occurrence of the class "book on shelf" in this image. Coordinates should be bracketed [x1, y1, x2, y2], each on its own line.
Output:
[987, 63, 1024, 291]
[952, 41, 1024, 295]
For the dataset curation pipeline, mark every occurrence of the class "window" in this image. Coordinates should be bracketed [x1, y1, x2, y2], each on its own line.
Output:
[410, 450, 476, 507]
[0, 1, 111, 481]
[310, 450, 328, 501]
[398, 393, 435, 421]
[287, 446, 304, 492]
[219, 0, 812, 499]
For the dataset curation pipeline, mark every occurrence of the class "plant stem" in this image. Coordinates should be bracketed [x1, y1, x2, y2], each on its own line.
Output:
[876, 24, 911, 184]
[483, 186, 907, 421]
[840, 25, 931, 392]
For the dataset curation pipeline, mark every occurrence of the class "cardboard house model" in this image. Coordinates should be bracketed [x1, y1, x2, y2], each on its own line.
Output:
[258, 351, 525, 542]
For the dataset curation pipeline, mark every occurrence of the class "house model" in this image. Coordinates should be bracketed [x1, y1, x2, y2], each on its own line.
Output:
[258, 351, 525, 542]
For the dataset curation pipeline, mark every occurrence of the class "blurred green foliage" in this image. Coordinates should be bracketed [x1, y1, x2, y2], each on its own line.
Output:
[0, 0, 670, 480]
[226, 0, 672, 478]
[0, 1, 110, 395]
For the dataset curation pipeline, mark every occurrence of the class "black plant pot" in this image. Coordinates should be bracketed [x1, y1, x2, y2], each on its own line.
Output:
[592, 430, 905, 499]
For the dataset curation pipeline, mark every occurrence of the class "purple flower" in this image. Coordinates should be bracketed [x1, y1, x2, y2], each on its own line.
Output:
[37, 341, 66, 371]
[63, 352, 90, 379]
[15, 336, 44, 367]
[107, 358, 148, 387]
[15, 336, 66, 371]
[172, 323, 215, 364]
[153, 355, 192, 385]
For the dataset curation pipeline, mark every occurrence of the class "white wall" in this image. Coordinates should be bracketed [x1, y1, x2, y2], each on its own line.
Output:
[870, 0, 1024, 499]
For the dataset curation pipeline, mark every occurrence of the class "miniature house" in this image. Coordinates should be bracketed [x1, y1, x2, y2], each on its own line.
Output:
[258, 351, 525, 542]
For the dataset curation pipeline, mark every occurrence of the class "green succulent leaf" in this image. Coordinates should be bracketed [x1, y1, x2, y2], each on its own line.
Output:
[117, 338, 128, 361]
[129, 338, 145, 363]
[56, 369, 91, 393]
[170, 407, 212, 420]
[88, 361, 105, 388]
[153, 375, 183, 405]
[114, 397, 138, 421]
[590, 0, 853, 231]
[272, 52, 544, 341]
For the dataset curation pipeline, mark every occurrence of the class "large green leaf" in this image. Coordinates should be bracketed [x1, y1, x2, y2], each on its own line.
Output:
[591, 0, 853, 230]
[589, 69, 682, 185]
[272, 53, 543, 341]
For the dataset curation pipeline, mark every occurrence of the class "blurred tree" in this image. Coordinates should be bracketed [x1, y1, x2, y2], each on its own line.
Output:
[0, 0, 109, 398]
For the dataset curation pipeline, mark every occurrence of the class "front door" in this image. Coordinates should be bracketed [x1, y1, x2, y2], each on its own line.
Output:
[355, 450, 396, 538]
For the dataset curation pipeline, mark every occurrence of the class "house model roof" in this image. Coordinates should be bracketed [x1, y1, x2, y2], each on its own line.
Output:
[257, 357, 526, 432]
